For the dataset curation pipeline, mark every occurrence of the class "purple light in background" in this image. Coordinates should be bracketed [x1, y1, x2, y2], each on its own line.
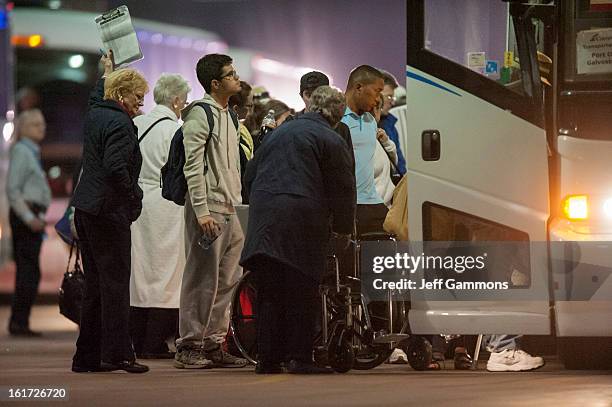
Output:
[165, 35, 179, 47]
[136, 30, 150, 43]
[193, 39, 208, 52]
[151, 33, 163, 44]
[179, 37, 193, 49]
[206, 41, 228, 54]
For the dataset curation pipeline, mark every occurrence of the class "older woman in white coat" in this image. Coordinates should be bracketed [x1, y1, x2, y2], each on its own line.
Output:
[129, 74, 190, 359]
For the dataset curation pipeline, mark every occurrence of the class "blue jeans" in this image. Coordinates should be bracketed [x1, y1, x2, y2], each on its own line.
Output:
[484, 335, 522, 352]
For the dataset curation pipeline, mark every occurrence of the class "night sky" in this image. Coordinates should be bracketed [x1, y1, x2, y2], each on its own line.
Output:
[108, 0, 408, 90]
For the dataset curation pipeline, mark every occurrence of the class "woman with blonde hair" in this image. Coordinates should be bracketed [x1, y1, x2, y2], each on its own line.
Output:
[129, 73, 190, 359]
[71, 51, 149, 373]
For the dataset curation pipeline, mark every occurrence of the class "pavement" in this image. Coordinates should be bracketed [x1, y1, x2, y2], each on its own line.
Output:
[0, 305, 610, 407]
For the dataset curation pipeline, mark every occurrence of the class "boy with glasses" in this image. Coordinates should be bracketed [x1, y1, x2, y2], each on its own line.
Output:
[174, 54, 247, 369]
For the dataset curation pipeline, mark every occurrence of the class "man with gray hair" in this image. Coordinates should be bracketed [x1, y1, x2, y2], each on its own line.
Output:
[241, 86, 356, 374]
[6, 108, 51, 336]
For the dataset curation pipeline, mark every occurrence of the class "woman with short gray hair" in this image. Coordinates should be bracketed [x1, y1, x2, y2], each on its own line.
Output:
[130, 73, 191, 359]
[307, 85, 346, 126]
[240, 85, 355, 374]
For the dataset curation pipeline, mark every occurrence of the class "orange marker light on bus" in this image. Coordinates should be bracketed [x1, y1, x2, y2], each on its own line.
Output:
[563, 195, 588, 220]
[27, 34, 42, 47]
[11, 34, 44, 47]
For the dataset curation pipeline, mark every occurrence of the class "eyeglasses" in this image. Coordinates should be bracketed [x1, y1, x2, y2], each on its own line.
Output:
[384, 94, 396, 102]
[133, 92, 145, 106]
[219, 70, 239, 80]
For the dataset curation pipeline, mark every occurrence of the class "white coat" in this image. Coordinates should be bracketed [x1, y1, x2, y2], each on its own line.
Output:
[130, 104, 185, 308]
[373, 138, 398, 208]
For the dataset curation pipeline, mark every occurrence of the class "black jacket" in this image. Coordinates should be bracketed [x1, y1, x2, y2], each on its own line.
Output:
[240, 113, 356, 280]
[71, 79, 143, 223]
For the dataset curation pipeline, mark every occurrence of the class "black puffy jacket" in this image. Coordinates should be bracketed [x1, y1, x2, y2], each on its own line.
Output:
[71, 79, 143, 223]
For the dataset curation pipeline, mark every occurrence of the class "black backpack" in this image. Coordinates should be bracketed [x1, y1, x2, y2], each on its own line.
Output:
[160, 102, 238, 205]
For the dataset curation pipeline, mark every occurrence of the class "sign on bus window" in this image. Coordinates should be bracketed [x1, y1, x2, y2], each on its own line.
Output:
[576, 28, 612, 74]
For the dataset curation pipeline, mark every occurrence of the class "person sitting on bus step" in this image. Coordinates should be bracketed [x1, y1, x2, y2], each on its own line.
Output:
[6, 108, 51, 337]
[129, 73, 191, 360]
[484, 335, 544, 372]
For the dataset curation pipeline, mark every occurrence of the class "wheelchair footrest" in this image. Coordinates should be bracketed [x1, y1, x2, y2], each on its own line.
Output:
[372, 333, 410, 344]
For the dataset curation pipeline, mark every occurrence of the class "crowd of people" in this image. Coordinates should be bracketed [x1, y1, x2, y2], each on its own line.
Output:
[6, 49, 544, 375]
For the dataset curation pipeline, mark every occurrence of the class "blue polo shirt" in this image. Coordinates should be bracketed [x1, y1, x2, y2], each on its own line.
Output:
[341, 107, 383, 204]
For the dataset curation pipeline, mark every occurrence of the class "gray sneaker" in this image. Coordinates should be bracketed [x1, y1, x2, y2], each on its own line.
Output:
[174, 347, 213, 369]
[206, 347, 248, 368]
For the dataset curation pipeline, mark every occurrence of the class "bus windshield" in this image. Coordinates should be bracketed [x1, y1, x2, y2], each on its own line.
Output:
[563, 0, 612, 83]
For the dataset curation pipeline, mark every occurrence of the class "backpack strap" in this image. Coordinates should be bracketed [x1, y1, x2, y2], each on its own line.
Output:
[196, 103, 215, 174]
[138, 117, 173, 143]
[191, 102, 238, 174]
[228, 108, 239, 131]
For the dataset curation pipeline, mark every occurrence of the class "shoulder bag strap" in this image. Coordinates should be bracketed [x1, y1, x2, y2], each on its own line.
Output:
[138, 117, 173, 143]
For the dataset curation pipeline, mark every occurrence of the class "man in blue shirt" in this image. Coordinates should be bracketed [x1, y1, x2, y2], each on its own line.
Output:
[379, 71, 406, 175]
[341, 65, 386, 235]
[6, 109, 51, 337]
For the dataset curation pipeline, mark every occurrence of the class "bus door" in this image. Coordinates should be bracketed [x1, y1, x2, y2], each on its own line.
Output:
[405, 0, 553, 335]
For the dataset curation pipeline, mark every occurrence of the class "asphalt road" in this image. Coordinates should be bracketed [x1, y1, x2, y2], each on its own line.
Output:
[0, 306, 610, 407]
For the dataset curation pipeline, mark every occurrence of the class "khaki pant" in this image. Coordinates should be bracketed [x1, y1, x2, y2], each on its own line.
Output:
[176, 199, 244, 350]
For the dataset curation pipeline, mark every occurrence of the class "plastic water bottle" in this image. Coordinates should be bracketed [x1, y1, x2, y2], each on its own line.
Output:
[260, 109, 276, 138]
[197, 218, 229, 250]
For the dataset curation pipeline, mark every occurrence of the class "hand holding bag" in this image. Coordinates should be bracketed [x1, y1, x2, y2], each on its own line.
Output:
[58, 242, 85, 325]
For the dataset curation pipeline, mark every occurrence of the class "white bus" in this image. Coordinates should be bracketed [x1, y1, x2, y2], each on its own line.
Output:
[405, 0, 611, 368]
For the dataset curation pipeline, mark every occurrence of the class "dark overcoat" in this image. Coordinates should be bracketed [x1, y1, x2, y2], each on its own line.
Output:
[71, 79, 143, 224]
[240, 113, 356, 281]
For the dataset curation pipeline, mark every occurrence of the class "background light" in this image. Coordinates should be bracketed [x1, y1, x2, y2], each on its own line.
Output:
[563, 195, 588, 220]
[604, 198, 612, 219]
[28, 34, 42, 47]
[68, 54, 84, 69]
[3, 122, 14, 142]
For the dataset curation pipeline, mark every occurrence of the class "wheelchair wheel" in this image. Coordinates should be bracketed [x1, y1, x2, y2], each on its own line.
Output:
[350, 300, 393, 370]
[328, 329, 354, 373]
[229, 271, 258, 364]
[399, 336, 433, 371]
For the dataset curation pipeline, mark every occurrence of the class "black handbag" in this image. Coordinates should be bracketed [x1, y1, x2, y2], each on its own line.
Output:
[59, 242, 85, 325]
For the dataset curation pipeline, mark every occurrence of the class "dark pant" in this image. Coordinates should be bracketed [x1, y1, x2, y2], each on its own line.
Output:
[73, 209, 134, 366]
[356, 203, 389, 236]
[130, 307, 178, 355]
[9, 209, 43, 328]
[253, 259, 319, 365]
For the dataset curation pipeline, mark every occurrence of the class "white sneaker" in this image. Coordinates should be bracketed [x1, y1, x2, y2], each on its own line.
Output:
[388, 348, 408, 364]
[486, 349, 544, 372]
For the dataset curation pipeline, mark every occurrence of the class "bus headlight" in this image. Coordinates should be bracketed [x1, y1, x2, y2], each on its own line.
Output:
[563, 195, 588, 220]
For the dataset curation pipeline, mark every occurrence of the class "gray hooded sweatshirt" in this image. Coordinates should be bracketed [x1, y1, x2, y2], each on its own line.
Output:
[182, 94, 241, 218]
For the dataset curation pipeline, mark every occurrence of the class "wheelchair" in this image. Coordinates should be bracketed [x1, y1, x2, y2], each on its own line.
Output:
[229, 231, 433, 372]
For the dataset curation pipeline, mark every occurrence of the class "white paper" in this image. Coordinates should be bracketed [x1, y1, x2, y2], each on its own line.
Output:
[95, 5, 143, 67]
[576, 28, 612, 75]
